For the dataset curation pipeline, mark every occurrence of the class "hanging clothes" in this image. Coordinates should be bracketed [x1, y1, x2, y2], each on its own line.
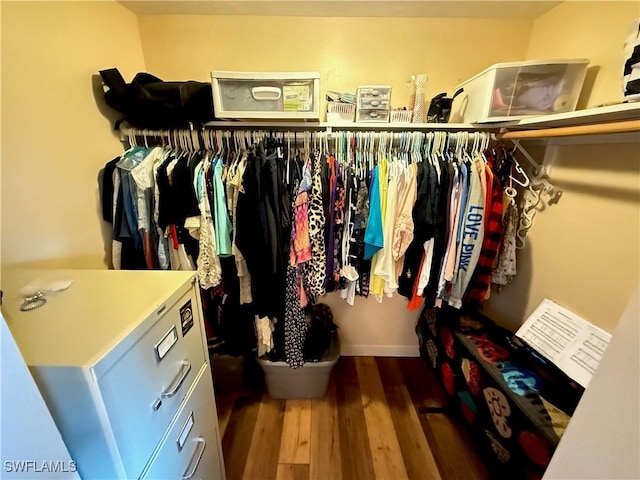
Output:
[305, 152, 328, 299]
[493, 189, 519, 286]
[464, 160, 504, 308]
[227, 152, 253, 304]
[235, 142, 285, 319]
[392, 163, 417, 280]
[448, 155, 487, 308]
[104, 127, 524, 364]
[191, 156, 222, 289]
[373, 160, 401, 296]
[328, 158, 346, 291]
[212, 157, 233, 257]
[363, 165, 383, 260]
[348, 179, 371, 299]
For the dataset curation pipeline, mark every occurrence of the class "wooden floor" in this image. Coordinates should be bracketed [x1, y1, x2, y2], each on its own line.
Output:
[213, 356, 491, 480]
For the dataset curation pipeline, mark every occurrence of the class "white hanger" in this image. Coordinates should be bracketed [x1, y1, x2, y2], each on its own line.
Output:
[510, 161, 530, 188]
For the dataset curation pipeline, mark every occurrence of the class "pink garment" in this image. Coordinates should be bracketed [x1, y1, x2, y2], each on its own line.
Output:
[289, 191, 312, 265]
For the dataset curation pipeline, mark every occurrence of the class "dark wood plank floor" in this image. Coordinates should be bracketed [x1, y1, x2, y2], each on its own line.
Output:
[213, 355, 491, 480]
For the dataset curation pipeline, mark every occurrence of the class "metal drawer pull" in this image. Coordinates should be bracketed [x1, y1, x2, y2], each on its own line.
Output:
[161, 361, 192, 399]
[182, 438, 206, 480]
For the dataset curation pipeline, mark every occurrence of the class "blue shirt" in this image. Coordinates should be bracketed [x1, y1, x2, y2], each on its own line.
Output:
[364, 166, 384, 260]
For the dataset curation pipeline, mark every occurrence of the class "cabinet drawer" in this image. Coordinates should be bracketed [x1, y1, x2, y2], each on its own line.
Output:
[97, 285, 206, 477]
[142, 365, 224, 480]
[356, 108, 391, 122]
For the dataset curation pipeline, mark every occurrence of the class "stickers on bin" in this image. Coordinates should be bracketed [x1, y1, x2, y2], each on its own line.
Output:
[180, 299, 194, 337]
[468, 333, 510, 363]
[499, 363, 542, 396]
[283, 84, 312, 112]
[483, 387, 512, 438]
[461, 358, 481, 397]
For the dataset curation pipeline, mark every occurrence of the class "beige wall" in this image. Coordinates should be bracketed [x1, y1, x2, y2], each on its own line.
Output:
[484, 140, 640, 333]
[527, 1, 640, 107]
[483, 1, 640, 333]
[137, 15, 533, 112]
[1, 1, 146, 269]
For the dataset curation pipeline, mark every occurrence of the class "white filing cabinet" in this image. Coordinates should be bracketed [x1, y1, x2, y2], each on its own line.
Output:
[1, 269, 226, 480]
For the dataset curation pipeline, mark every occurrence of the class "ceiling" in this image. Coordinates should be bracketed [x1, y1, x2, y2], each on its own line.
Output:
[120, 1, 563, 19]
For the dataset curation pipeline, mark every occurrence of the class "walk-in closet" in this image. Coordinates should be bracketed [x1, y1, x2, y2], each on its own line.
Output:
[1, 2, 638, 479]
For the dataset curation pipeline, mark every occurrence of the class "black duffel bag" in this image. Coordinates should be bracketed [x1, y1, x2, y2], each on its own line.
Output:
[99, 68, 215, 128]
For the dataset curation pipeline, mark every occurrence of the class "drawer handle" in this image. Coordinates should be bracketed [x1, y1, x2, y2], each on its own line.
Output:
[161, 361, 192, 399]
[182, 438, 206, 480]
[251, 86, 281, 101]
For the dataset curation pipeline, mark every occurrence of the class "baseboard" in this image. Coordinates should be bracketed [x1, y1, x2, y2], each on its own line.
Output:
[340, 344, 420, 357]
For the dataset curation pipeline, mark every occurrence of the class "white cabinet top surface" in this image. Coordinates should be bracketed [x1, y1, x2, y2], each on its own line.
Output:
[1, 269, 195, 368]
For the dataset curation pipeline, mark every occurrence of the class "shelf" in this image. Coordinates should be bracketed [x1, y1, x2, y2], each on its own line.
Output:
[203, 120, 505, 131]
[322, 121, 501, 131]
[496, 103, 640, 140]
[129, 103, 640, 141]
[203, 120, 324, 130]
[506, 102, 640, 129]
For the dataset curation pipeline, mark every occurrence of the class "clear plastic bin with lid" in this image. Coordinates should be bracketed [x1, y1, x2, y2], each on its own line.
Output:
[449, 59, 590, 123]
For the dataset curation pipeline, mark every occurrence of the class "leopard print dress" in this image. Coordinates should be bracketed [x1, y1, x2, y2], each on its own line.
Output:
[304, 153, 327, 299]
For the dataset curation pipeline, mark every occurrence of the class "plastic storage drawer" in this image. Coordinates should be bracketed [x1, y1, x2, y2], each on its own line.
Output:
[211, 71, 320, 120]
[449, 59, 589, 123]
[356, 85, 392, 123]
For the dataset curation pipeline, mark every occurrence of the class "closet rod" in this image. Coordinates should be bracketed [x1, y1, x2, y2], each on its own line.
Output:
[497, 119, 640, 140]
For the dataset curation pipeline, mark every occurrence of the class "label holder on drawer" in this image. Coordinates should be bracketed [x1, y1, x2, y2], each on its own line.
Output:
[177, 411, 195, 452]
[155, 325, 178, 363]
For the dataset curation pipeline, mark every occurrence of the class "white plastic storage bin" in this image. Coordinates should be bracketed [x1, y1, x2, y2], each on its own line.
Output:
[257, 333, 340, 399]
[449, 59, 589, 123]
[211, 71, 320, 120]
[356, 85, 392, 122]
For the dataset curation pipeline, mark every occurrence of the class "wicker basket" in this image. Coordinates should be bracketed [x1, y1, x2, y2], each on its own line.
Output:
[390, 109, 414, 123]
[327, 102, 356, 124]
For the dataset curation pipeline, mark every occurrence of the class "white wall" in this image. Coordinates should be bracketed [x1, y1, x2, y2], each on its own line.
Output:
[0, 314, 79, 479]
[543, 286, 640, 479]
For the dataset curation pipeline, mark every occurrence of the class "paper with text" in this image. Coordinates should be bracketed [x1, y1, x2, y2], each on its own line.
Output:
[516, 299, 611, 388]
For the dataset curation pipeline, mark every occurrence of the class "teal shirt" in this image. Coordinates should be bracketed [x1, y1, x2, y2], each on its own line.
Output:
[213, 157, 233, 257]
[364, 166, 384, 260]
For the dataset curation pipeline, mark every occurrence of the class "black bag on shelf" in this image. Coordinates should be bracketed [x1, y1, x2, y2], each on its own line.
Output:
[99, 68, 215, 128]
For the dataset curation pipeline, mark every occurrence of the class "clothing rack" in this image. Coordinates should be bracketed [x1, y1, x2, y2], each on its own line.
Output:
[497, 119, 640, 140]
[119, 123, 558, 249]
[119, 124, 493, 158]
